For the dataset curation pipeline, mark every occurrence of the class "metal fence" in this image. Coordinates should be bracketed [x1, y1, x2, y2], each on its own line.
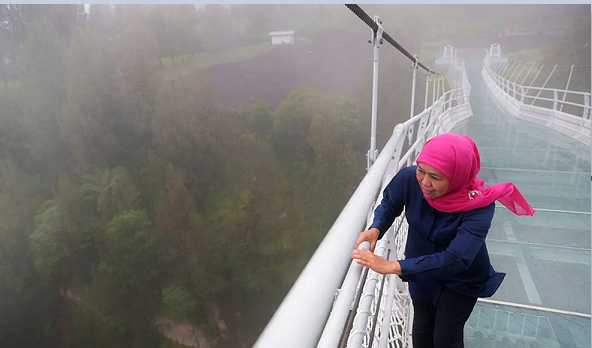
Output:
[482, 44, 591, 146]
[254, 49, 474, 348]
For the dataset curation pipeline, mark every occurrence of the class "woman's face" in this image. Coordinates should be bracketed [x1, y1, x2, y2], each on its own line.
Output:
[416, 163, 450, 199]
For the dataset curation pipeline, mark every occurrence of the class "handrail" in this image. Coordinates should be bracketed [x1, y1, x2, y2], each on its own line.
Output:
[482, 50, 591, 145]
[341, 60, 472, 348]
[483, 53, 591, 120]
[254, 54, 473, 348]
[252, 112, 407, 348]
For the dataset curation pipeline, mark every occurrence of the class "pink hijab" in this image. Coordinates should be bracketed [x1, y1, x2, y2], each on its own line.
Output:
[416, 133, 535, 216]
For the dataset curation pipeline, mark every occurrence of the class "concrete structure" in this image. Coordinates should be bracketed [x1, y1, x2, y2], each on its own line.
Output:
[269, 31, 295, 45]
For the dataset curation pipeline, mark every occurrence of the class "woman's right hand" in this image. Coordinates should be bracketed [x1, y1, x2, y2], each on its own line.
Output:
[354, 228, 380, 251]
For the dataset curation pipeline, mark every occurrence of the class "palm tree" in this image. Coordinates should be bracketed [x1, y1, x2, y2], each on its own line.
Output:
[79, 166, 139, 220]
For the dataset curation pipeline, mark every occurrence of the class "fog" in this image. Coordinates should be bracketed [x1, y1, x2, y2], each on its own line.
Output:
[0, 4, 588, 348]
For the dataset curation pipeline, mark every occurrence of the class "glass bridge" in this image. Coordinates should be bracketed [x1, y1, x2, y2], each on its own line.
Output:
[456, 62, 590, 348]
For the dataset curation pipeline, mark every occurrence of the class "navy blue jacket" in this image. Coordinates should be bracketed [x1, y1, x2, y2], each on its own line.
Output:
[370, 166, 505, 305]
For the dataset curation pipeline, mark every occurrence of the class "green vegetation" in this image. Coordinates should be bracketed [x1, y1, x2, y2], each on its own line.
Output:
[0, 4, 587, 348]
[507, 47, 546, 63]
[0, 5, 368, 348]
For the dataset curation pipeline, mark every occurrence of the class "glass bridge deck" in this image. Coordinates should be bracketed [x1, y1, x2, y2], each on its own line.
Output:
[452, 62, 591, 348]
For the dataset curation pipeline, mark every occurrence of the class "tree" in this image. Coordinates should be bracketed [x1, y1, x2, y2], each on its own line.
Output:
[59, 23, 121, 172]
[87, 209, 162, 347]
[16, 19, 70, 180]
[0, 256, 52, 348]
[308, 96, 360, 188]
[162, 285, 198, 320]
[79, 166, 141, 221]
[272, 87, 316, 164]
[199, 5, 237, 50]
[30, 200, 69, 279]
[87, 4, 115, 36]
[148, 5, 202, 66]
[0, 5, 84, 75]
[152, 75, 230, 204]
[101, 210, 160, 294]
[114, 14, 160, 150]
[250, 100, 274, 137]
[233, 5, 276, 36]
[154, 164, 223, 298]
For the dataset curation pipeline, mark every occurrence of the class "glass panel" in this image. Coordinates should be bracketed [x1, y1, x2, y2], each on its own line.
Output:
[466, 302, 591, 348]
[455, 62, 591, 347]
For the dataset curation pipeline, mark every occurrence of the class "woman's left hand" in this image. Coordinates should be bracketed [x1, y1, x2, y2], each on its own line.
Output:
[351, 249, 402, 275]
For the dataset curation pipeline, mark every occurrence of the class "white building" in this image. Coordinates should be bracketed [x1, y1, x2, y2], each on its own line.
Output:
[269, 31, 295, 45]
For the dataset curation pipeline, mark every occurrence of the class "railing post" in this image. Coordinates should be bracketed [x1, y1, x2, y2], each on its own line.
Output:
[584, 94, 590, 119]
[367, 15, 383, 171]
[410, 55, 419, 120]
[408, 55, 419, 145]
[507, 61, 522, 82]
[425, 67, 430, 110]
[432, 74, 437, 105]
[519, 62, 535, 86]
[499, 60, 514, 79]
[553, 89, 558, 110]
[512, 61, 527, 84]
[453, 48, 458, 89]
[436, 76, 441, 101]
[559, 64, 574, 113]
[526, 64, 544, 95]
[530, 65, 557, 106]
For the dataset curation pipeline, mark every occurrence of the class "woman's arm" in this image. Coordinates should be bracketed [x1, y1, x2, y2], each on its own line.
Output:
[367, 169, 407, 240]
[398, 204, 495, 281]
[351, 248, 402, 275]
[353, 169, 408, 252]
[352, 203, 494, 278]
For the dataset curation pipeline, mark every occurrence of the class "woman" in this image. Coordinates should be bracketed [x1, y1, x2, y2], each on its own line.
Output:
[351, 133, 535, 348]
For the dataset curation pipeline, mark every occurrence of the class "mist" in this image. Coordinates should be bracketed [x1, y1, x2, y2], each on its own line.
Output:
[0, 4, 588, 348]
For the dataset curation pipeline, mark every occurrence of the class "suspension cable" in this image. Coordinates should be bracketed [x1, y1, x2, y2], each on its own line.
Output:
[345, 4, 442, 75]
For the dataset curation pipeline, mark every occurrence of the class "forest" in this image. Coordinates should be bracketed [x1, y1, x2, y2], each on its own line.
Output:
[0, 4, 588, 348]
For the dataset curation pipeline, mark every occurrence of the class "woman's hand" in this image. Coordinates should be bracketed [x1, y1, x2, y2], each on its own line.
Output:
[351, 249, 402, 275]
[354, 228, 380, 251]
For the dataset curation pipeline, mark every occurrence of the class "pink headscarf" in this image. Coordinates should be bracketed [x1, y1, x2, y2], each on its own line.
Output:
[416, 133, 535, 216]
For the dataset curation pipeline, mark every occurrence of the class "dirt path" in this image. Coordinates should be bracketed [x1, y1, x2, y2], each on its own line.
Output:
[60, 287, 213, 348]
[154, 317, 211, 348]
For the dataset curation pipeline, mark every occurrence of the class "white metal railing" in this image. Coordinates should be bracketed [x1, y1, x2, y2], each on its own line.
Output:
[465, 305, 561, 348]
[253, 47, 474, 348]
[342, 58, 471, 348]
[482, 50, 591, 146]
